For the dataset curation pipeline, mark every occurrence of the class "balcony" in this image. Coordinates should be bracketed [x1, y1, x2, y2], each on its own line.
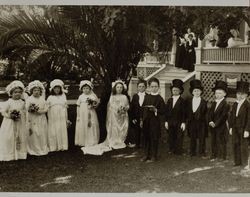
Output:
[197, 45, 250, 64]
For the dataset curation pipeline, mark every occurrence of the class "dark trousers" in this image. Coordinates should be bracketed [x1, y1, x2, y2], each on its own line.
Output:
[144, 135, 159, 159]
[143, 119, 160, 159]
[232, 127, 249, 165]
[189, 122, 206, 156]
[132, 123, 143, 147]
[210, 128, 227, 159]
[168, 124, 183, 155]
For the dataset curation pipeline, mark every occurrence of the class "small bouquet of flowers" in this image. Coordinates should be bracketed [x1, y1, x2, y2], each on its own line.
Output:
[10, 110, 21, 121]
[117, 106, 127, 115]
[28, 103, 39, 113]
[86, 98, 98, 109]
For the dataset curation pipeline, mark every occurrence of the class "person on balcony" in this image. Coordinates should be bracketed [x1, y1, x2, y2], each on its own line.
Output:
[174, 33, 186, 69]
[184, 34, 196, 72]
[184, 28, 196, 42]
[204, 25, 219, 47]
[227, 29, 245, 48]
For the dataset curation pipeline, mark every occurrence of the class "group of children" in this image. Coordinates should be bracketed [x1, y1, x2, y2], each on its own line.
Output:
[0, 79, 70, 161]
[130, 77, 250, 169]
[0, 77, 249, 170]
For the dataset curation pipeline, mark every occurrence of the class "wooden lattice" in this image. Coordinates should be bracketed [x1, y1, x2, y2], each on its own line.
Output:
[201, 72, 250, 102]
[241, 73, 250, 82]
[137, 66, 160, 78]
[201, 72, 223, 102]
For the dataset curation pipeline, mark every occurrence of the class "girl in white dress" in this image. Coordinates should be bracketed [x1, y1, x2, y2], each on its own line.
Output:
[81, 80, 129, 155]
[75, 80, 100, 147]
[0, 80, 27, 161]
[26, 80, 48, 156]
[47, 79, 69, 152]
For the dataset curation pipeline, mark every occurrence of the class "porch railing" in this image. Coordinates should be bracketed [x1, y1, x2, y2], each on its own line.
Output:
[199, 45, 250, 64]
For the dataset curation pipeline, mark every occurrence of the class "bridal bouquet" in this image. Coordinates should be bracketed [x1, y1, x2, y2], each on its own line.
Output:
[28, 103, 39, 113]
[86, 98, 98, 109]
[10, 110, 21, 121]
[117, 106, 127, 115]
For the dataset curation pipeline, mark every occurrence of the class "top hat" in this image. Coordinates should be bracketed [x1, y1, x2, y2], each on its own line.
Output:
[212, 80, 228, 93]
[236, 81, 249, 94]
[171, 79, 184, 93]
[189, 79, 203, 93]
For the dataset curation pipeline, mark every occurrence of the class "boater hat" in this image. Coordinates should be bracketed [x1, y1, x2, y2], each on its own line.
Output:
[212, 80, 228, 93]
[236, 81, 249, 94]
[170, 79, 184, 93]
[189, 79, 203, 93]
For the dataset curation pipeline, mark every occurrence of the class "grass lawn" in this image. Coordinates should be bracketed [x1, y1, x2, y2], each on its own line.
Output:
[0, 106, 250, 193]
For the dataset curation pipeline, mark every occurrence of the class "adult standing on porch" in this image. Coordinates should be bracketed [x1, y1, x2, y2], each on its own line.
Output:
[175, 33, 186, 69]
[184, 34, 196, 72]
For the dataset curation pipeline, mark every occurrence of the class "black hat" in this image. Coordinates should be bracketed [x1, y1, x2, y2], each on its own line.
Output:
[236, 81, 249, 94]
[171, 79, 184, 93]
[189, 79, 203, 93]
[212, 80, 228, 93]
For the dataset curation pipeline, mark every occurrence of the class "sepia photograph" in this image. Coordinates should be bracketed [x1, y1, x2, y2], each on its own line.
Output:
[0, 0, 250, 194]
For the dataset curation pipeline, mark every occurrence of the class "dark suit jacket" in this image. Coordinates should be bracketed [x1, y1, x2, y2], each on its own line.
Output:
[229, 99, 250, 131]
[186, 97, 208, 137]
[208, 98, 230, 132]
[142, 94, 165, 139]
[165, 96, 186, 126]
[130, 92, 147, 122]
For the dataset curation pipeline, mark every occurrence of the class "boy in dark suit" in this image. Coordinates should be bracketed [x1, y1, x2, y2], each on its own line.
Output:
[129, 79, 147, 148]
[165, 79, 186, 155]
[186, 79, 207, 157]
[208, 80, 230, 161]
[229, 81, 250, 167]
[141, 77, 165, 162]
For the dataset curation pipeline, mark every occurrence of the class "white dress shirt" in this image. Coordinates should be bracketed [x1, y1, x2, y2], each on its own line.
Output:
[172, 95, 180, 108]
[236, 98, 246, 117]
[138, 92, 146, 107]
[214, 97, 224, 111]
[192, 97, 201, 112]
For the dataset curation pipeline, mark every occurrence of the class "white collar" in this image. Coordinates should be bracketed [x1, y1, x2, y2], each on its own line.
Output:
[193, 96, 201, 100]
[151, 92, 159, 95]
[215, 97, 224, 103]
[236, 98, 246, 104]
[172, 95, 180, 99]
[138, 92, 146, 96]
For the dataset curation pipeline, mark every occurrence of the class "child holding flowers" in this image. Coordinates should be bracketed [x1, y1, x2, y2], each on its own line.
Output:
[26, 80, 49, 156]
[81, 80, 129, 155]
[0, 80, 27, 161]
[75, 80, 100, 147]
[104, 79, 130, 150]
[47, 79, 70, 152]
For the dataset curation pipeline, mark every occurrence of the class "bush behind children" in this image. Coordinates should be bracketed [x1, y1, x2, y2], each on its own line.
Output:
[0, 78, 250, 171]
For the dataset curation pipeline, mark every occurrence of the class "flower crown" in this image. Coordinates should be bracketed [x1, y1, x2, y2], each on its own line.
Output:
[112, 79, 127, 90]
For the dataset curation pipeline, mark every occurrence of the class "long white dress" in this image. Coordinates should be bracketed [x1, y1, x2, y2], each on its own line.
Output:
[0, 98, 27, 161]
[81, 94, 129, 155]
[26, 95, 49, 156]
[75, 93, 100, 147]
[47, 94, 68, 152]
